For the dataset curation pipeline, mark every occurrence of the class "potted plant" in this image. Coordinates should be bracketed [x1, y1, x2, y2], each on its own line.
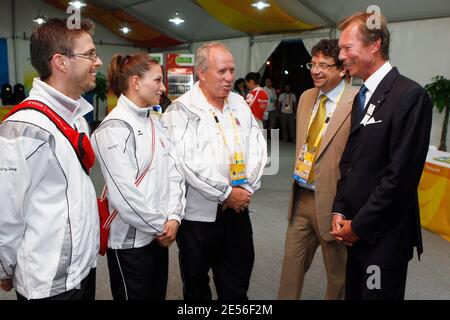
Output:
[425, 75, 450, 151]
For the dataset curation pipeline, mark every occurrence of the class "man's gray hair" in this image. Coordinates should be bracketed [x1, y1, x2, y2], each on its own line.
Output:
[195, 42, 232, 73]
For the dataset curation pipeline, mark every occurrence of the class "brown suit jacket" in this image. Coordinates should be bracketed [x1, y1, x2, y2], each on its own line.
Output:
[287, 82, 357, 241]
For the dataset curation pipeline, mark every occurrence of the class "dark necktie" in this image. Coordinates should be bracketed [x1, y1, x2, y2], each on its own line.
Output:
[356, 85, 368, 122]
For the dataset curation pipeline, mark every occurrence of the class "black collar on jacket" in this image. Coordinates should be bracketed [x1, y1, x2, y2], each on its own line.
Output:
[350, 67, 400, 134]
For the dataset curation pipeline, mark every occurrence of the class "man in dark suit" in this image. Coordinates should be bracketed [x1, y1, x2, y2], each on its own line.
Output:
[331, 12, 432, 300]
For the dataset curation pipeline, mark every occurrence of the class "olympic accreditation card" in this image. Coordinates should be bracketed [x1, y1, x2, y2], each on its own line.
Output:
[293, 145, 315, 184]
[230, 152, 248, 186]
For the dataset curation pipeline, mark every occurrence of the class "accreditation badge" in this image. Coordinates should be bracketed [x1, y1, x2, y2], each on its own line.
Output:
[293, 145, 315, 184]
[230, 152, 248, 186]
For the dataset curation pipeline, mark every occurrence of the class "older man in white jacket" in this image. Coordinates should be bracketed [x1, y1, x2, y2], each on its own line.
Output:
[162, 42, 267, 300]
[0, 18, 101, 300]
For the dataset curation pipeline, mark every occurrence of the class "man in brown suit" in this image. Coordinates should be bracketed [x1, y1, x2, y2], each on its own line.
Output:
[278, 39, 358, 299]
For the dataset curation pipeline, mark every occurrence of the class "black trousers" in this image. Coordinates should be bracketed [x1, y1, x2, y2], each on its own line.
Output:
[107, 240, 168, 300]
[345, 254, 408, 300]
[16, 268, 96, 300]
[177, 207, 255, 300]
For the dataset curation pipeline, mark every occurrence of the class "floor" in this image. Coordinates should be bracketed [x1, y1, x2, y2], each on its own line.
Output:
[1, 140, 449, 300]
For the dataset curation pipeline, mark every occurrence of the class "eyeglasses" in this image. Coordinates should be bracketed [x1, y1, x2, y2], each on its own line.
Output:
[306, 62, 337, 71]
[49, 51, 99, 62]
[71, 51, 99, 61]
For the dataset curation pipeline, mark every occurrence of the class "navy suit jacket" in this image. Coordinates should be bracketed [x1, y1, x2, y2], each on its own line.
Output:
[332, 67, 432, 268]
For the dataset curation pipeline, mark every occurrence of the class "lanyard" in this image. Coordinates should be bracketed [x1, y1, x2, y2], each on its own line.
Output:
[285, 93, 291, 106]
[211, 107, 242, 163]
[306, 87, 345, 149]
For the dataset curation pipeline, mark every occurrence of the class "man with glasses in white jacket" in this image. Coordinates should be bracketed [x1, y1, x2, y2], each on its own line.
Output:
[0, 18, 101, 300]
[162, 42, 267, 300]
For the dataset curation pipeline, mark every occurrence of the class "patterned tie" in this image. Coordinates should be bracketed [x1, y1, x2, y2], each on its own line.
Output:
[356, 85, 368, 122]
[304, 94, 328, 183]
[307, 94, 327, 151]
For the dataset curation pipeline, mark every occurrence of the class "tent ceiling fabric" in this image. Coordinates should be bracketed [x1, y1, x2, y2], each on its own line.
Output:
[43, 0, 450, 48]
[195, 0, 316, 33]
[300, 0, 450, 23]
[274, 0, 331, 26]
[121, 0, 248, 43]
[43, 0, 183, 48]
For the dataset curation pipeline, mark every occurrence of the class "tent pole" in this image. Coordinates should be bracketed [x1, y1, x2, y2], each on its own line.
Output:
[11, 0, 18, 84]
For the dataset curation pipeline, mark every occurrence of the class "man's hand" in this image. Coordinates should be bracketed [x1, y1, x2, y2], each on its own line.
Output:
[0, 279, 13, 292]
[330, 219, 360, 246]
[156, 219, 180, 248]
[331, 213, 344, 236]
[223, 187, 251, 213]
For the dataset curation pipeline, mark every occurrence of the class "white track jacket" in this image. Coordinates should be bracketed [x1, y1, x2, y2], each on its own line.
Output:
[0, 79, 99, 299]
[92, 95, 185, 249]
[162, 82, 267, 222]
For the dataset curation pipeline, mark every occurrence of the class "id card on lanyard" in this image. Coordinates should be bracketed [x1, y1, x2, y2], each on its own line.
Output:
[293, 116, 330, 184]
[211, 108, 248, 186]
[293, 89, 343, 184]
[284, 94, 292, 112]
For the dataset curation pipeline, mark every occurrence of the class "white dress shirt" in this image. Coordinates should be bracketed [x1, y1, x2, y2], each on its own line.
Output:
[361, 61, 393, 108]
[311, 80, 345, 124]
[279, 92, 297, 114]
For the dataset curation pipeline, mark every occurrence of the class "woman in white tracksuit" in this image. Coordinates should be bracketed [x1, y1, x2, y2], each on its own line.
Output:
[91, 53, 185, 300]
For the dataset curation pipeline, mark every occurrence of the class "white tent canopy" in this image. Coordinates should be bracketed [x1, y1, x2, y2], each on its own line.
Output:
[1, 0, 449, 146]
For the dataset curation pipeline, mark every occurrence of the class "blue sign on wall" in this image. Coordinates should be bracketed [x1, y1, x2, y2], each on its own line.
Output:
[0, 39, 9, 86]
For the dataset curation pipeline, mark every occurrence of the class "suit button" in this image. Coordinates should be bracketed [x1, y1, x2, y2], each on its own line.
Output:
[347, 167, 352, 173]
